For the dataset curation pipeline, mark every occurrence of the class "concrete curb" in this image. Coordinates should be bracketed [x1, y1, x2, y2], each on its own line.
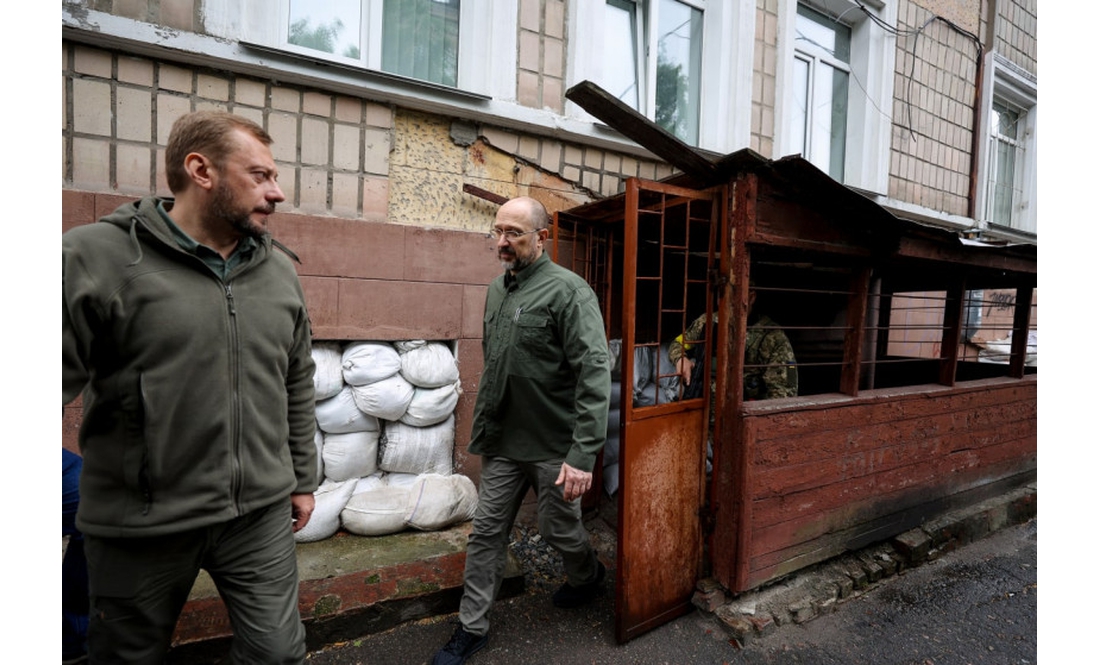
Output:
[695, 483, 1037, 647]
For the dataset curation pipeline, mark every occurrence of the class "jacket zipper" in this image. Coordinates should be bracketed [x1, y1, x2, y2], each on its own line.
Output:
[225, 282, 243, 514]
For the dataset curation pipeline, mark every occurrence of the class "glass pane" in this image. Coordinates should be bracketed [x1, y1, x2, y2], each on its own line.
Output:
[288, 0, 363, 59]
[828, 67, 848, 180]
[603, 0, 640, 110]
[993, 100, 1020, 140]
[789, 56, 810, 156]
[655, 0, 702, 145]
[808, 61, 846, 179]
[382, 0, 460, 87]
[796, 4, 850, 64]
[991, 137, 1016, 224]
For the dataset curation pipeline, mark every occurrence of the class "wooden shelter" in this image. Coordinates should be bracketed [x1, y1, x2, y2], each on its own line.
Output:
[548, 83, 1038, 643]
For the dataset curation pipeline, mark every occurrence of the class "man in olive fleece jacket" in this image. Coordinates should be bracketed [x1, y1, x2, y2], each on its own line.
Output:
[62, 111, 317, 664]
[432, 197, 611, 665]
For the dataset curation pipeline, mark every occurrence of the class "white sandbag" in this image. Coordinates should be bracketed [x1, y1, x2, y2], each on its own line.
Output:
[383, 472, 421, 488]
[313, 429, 325, 481]
[608, 339, 622, 375]
[398, 341, 460, 388]
[341, 485, 412, 536]
[353, 472, 386, 494]
[351, 374, 415, 421]
[399, 381, 460, 427]
[294, 479, 356, 543]
[602, 463, 620, 494]
[312, 341, 345, 401]
[322, 430, 380, 482]
[655, 343, 682, 404]
[341, 342, 401, 386]
[405, 473, 478, 531]
[379, 416, 455, 476]
[394, 340, 426, 353]
[315, 386, 381, 434]
[604, 431, 620, 466]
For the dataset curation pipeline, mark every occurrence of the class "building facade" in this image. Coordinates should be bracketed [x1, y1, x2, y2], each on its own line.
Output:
[61, 0, 1037, 494]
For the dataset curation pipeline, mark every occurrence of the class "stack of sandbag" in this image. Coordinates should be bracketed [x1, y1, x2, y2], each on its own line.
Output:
[298, 339, 475, 543]
[341, 472, 477, 537]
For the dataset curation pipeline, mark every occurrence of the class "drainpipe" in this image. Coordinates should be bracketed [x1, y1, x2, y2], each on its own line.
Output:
[967, 0, 998, 221]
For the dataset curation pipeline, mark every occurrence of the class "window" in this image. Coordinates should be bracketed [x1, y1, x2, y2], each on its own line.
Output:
[600, 0, 704, 145]
[236, 0, 506, 94]
[279, 0, 460, 87]
[778, 0, 895, 192]
[571, 0, 753, 152]
[789, 4, 850, 180]
[978, 54, 1037, 236]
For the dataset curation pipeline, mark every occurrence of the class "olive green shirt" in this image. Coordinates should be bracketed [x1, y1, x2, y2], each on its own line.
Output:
[469, 252, 611, 472]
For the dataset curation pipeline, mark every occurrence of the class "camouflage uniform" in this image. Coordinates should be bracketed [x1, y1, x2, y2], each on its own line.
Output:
[668, 313, 798, 401]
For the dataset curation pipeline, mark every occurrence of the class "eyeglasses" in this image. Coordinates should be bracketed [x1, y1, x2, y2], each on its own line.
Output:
[487, 228, 541, 241]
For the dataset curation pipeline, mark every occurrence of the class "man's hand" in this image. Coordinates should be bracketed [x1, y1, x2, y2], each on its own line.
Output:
[555, 462, 592, 502]
[290, 492, 315, 533]
[676, 357, 695, 385]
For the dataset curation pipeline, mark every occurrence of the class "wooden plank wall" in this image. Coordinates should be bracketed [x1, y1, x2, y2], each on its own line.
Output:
[737, 377, 1036, 590]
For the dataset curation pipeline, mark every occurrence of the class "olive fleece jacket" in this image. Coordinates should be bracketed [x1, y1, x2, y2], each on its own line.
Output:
[470, 252, 611, 472]
[62, 197, 317, 538]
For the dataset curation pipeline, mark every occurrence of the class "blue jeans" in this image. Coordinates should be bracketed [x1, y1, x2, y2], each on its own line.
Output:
[62, 448, 89, 659]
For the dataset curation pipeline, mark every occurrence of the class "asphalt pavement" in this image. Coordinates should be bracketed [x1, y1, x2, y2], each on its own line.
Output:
[304, 518, 1037, 665]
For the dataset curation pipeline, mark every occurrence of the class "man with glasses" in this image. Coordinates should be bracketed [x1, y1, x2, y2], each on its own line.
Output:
[432, 196, 612, 664]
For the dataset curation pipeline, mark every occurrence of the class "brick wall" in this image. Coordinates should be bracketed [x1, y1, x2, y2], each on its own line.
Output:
[888, 0, 981, 216]
[995, 0, 1037, 76]
[61, 38, 674, 481]
[751, 0, 779, 158]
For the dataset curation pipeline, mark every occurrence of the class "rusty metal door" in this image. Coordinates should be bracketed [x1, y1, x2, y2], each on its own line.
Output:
[614, 179, 719, 643]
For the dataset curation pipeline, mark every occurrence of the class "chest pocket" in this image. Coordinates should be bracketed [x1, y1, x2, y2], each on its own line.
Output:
[515, 311, 557, 363]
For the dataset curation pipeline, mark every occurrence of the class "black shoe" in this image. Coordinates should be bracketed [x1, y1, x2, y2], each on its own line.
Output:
[432, 625, 488, 665]
[552, 560, 606, 608]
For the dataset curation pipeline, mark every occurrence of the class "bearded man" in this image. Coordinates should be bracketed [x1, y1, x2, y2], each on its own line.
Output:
[62, 110, 317, 664]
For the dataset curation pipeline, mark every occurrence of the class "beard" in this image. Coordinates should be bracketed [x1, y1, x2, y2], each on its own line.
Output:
[499, 248, 534, 272]
[209, 180, 274, 240]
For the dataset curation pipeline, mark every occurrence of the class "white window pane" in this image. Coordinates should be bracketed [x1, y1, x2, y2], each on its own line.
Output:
[382, 0, 460, 86]
[796, 4, 850, 63]
[603, 0, 640, 110]
[808, 62, 833, 173]
[789, 56, 810, 156]
[827, 67, 848, 179]
[655, 0, 702, 144]
[990, 136, 1017, 225]
[289, 0, 362, 59]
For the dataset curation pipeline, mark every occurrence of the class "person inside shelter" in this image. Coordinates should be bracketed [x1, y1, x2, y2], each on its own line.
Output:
[667, 284, 799, 403]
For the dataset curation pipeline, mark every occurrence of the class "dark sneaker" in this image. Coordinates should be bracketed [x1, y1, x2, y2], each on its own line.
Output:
[432, 625, 488, 665]
[552, 560, 606, 608]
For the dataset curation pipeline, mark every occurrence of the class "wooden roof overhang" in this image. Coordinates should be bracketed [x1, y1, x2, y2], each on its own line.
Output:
[556, 81, 1036, 289]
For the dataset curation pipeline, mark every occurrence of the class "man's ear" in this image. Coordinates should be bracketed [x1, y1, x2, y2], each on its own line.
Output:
[183, 152, 215, 191]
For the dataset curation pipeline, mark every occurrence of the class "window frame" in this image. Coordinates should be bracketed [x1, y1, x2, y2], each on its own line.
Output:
[975, 52, 1037, 238]
[240, 0, 502, 96]
[569, 0, 755, 153]
[776, 0, 895, 193]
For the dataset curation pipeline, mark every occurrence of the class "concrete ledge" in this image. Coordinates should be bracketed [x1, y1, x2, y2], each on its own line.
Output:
[165, 522, 523, 664]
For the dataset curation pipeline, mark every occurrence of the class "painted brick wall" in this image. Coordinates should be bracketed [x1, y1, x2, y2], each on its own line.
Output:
[995, 0, 1037, 76]
[518, 0, 567, 113]
[888, 0, 981, 216]
[61, 40, 673, 483]
[751, 0, 779, 158]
